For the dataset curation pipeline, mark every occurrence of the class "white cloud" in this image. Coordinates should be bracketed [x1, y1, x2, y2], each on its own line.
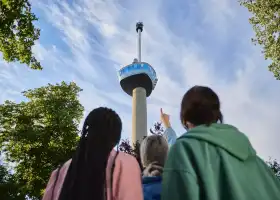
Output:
[1, 0, 280, 161]
[100, 23, 118, 37]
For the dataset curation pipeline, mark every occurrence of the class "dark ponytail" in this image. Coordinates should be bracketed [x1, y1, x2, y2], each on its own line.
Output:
[58, 107, 122, 200]
[180, 86, 223, 128]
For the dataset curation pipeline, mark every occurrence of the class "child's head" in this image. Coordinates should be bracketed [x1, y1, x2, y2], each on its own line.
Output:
[180, 85, 223, 130]
[140, 135, 168, 169]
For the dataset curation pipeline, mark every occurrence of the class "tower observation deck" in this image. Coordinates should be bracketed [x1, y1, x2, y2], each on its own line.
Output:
[117, 22, 158, 144]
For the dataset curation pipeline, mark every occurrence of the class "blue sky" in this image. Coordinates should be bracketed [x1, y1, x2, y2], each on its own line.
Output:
[0, 0, 280, 161]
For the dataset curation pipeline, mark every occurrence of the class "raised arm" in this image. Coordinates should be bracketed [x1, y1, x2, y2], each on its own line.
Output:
[163, 127, 177, 146]
[160, 108, 177, 146]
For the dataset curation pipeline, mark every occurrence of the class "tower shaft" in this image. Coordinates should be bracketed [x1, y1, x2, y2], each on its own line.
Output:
[132, 87, 147, 144]
[131, 22, 147, 144]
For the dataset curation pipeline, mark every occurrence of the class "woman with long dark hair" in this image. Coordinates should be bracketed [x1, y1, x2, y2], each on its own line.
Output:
[42, 107, 143, 200]
[161, 86, 280, 200]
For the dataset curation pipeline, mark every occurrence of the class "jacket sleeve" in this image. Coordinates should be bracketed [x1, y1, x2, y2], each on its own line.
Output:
[161, 140, 199, 200]
[42, 161, 69, 200]
[116, 155, 143, 200]
[163, 127, 177, 147]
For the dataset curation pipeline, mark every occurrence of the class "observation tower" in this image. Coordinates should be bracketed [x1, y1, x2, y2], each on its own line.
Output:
[117, 22, 158, 144]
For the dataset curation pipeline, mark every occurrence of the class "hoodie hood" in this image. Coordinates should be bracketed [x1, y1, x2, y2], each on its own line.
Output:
[179, 123, 256, 161]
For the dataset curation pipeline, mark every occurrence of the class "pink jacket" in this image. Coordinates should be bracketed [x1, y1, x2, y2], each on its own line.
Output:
[42, 150, 143, 200]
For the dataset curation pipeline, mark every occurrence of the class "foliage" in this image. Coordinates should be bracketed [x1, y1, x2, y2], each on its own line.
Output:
[0, 164, 25, 200]
[267, 159, 280, 178]
[119, 139, 143, 171]
[0, 82, 84, 199]
[0, 0, 41, 69]
[149, 122, 164, 135]
[119, 122, 164, 171]
[240, 0, 280, 79]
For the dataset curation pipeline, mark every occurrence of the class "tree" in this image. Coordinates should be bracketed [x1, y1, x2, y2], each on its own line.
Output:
[0, 82, 84, 199]
[119, 139, 143, 171]
[0, 0, 41, 69]
[149, 122, 164, 135]
[267, 159, 280, 178]
[240, 0, 280, 79]
[0, 164, 25, 200]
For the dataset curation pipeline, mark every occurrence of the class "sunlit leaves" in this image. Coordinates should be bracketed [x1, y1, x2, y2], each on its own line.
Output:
[240, 0, 280, 79]
[0, 82, 84, 199]
[0, 0, 41, 69]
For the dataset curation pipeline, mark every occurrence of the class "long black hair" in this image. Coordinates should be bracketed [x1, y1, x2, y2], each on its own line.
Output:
[58, 107, 122, 200]
[180, 86, 223, 129]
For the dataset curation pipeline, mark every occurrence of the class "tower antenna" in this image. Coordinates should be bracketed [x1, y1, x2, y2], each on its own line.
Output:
[136, 22, 143, 62]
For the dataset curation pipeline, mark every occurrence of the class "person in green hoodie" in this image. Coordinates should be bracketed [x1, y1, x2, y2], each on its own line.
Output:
[161, 85, 280, 200]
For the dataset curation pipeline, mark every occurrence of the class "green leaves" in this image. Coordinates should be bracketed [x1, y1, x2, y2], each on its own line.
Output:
[267, 159, 280, 178]
[149, 122, 164, 135]
[0, 82, 84, 199]
[0, 0, 41, 69]
[240, 0, 280, 79]
[0, 164, 26, 200]
[119, 139, 143, 171]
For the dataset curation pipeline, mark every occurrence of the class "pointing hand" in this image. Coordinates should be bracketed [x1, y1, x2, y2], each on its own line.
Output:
[160, 108, 171, 128]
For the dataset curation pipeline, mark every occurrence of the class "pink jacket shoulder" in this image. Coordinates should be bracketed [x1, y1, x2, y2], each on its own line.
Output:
[107, 151, 143, 200]
[42, 159, 71, 200]
[42, 150, 143, 200]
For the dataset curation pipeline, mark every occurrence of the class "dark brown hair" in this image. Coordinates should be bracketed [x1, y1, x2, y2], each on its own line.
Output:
[180, 86, 223, 128]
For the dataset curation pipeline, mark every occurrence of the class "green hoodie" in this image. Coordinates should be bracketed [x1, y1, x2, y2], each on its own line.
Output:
[161, 123, 280, 200]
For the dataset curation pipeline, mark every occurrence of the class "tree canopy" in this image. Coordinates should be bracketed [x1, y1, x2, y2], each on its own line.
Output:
[0, 164, 25, 200]
[0, 82, 84, 199]
[240, 0, 280, 79]
[267, 159, 280, 178]
[0, 0, 41, 69]
[149, 122, 164, 135]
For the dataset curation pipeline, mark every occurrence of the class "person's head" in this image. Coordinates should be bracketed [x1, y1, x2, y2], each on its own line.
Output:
[140, 135, 168, 176]
[180, 86, 223, 130]
[58, 107, 122, 200]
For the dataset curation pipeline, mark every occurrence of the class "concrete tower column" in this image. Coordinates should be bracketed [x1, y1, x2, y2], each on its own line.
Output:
[131, 22, 147, 144]
[132, 87, 147, 144]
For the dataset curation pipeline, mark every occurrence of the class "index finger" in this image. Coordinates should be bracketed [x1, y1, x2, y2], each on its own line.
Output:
[160, 108, 163, 115]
